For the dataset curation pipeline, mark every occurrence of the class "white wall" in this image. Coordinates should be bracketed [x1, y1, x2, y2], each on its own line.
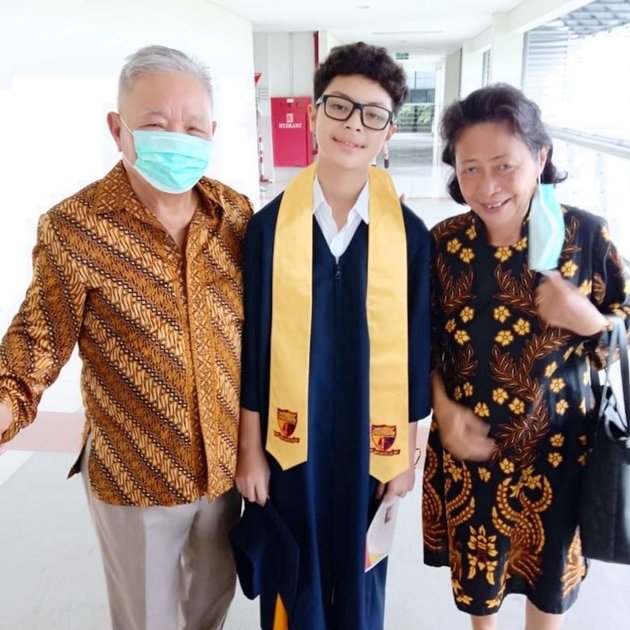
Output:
[0, 0, 258, 413]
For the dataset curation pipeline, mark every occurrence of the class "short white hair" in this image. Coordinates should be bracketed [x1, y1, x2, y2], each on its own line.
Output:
[118, 44, 213, 107]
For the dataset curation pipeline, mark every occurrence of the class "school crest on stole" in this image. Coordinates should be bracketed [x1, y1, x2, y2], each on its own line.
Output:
[274, 408, 301, 443]
[370, 424, 401, 456]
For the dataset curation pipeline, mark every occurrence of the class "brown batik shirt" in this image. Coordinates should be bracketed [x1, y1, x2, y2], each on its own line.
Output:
[0, 162, 252, 506]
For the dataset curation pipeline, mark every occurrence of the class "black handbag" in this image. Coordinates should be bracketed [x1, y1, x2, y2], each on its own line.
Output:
[579, 316, 630, 564]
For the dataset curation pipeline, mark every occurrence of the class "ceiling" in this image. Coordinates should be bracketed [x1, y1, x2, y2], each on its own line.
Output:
[209, 0, 527, 54]
[552, 0, 630, 35]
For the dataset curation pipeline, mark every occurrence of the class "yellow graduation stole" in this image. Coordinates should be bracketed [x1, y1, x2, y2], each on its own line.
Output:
[267, 163, 409, 483]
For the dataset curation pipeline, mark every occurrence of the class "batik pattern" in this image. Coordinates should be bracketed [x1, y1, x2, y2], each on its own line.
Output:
[0, 162, 252, 506]
[423, 207, 630, 614]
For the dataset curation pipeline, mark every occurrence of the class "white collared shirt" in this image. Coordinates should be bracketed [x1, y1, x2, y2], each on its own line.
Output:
[313, 177, 369, 261]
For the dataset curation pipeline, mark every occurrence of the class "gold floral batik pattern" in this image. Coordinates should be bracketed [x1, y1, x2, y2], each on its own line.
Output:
[423, 206, 630, 615]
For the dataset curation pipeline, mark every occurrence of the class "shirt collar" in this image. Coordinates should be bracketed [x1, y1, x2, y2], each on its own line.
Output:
[92, 161, 224, 225]
[313, 176, 370, 224]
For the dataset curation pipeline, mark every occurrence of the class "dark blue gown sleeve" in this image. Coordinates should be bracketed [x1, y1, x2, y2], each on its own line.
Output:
[241, 215, 263, 412]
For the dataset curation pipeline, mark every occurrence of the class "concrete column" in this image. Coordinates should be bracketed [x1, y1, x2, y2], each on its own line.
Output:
[267, 32, 315, 97]
[489, 13, 524, 87]
[460, 40, 485, 97]
[253, 32, 316, 184]
[317, 31, 341, 64]
[253, 33, 275, 184]
[443, 49, 462, 105]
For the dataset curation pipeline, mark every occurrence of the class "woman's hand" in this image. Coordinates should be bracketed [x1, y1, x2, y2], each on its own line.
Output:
[432, 371, 495, 461]
[535, 271, 607, 336]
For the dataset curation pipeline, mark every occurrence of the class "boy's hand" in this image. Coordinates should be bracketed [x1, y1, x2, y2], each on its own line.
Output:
[375, 465, 416, 503]
[235, 444, 270, 506]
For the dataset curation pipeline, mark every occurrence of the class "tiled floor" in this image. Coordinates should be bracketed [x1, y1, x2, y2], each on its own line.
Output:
[1, 450, 628, 630]
[1, 133, 629, 629]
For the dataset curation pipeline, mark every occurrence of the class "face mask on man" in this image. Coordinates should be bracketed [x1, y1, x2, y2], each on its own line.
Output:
[528, 182, 564, 272]
[120, 118, 211, 194]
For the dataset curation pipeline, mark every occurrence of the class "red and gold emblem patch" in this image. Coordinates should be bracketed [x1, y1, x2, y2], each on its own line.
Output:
[370, 424, 400, 456]
[273, 408, 300, 443]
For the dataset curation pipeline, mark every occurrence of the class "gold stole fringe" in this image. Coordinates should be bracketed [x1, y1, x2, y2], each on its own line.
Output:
[267, 163, 409, 483]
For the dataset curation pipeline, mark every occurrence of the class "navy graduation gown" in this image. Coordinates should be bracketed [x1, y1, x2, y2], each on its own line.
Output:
[241, 192, 431, 630]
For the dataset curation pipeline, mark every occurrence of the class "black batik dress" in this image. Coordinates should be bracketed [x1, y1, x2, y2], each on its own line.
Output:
[423, 206, 630, 615]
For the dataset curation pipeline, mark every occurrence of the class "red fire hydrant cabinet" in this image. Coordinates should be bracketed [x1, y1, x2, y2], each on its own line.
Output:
[271, 97, 314, 167]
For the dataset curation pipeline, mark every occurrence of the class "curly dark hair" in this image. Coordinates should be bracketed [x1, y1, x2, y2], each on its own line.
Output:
[314, 42, 409, 115]
[441, 83, 567, 204]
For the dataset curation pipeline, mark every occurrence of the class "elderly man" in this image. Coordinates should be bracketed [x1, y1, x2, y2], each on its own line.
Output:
[0, 45, 252, 630]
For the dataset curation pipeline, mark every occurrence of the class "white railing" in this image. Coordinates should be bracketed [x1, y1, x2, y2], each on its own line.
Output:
[549, 126, 630, 161]
[549, 125, 630, 262]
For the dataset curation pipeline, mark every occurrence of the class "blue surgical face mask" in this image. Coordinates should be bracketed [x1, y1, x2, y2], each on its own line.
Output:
[527, 182, 564, 272]
[120, 118, 211, 194]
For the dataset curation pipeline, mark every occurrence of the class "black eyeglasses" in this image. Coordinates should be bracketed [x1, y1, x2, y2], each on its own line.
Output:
[315, 94, 394, 131]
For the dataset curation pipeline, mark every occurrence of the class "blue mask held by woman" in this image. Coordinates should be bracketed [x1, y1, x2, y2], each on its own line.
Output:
[528, 183, 564, 272]
[121, 119, 211, 194]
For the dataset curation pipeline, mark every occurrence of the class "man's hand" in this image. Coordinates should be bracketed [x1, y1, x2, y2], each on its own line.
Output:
[375, 465, 416, 503]
[0, 402, 11, 433]
[536, 271, 607, 336]
[235, 444, 270, 506]
[0, 402, 12, 455]
[432, 371, 495, 462]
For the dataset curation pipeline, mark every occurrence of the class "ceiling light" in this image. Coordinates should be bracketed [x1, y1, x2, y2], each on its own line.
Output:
[372, 30, 442, 35]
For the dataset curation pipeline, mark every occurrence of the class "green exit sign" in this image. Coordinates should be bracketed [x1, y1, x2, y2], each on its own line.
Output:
[396, 52, 409, 60]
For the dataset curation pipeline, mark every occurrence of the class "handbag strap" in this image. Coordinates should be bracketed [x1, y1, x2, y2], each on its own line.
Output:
[601, 316, 630, 435]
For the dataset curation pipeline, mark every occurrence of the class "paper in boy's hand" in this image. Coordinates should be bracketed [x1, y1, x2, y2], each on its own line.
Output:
[365, 497, 399, 572]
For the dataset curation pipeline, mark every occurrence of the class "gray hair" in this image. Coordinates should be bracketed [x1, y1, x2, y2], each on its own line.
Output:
[118, 44, 213, 107]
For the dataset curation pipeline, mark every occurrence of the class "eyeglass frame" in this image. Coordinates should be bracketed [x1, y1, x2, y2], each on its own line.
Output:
[314, 94, 395, 131]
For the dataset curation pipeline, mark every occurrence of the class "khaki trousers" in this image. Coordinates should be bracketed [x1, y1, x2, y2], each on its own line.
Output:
[81, 444, 240, 630]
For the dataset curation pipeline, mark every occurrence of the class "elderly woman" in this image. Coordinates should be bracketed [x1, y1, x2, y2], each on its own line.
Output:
[423, 83, 630, 630]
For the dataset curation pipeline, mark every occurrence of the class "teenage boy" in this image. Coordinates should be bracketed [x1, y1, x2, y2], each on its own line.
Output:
[235, 42, 431, 630]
